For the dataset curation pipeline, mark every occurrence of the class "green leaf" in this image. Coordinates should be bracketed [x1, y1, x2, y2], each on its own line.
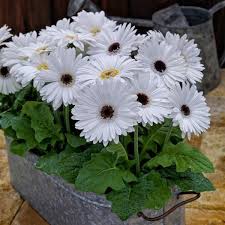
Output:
[10, 140, 28, 156]
[144, 172, 171, 209]
[174, 173, 215, 192]
[107, 171, 171, 221]
[36, 148, 96, 183]
[0, 112, 14, 129]
[11, 116, 37, 150]
[75, 152, 136, 194]
[147, 142, 214, 173]
[22, 101, 62, 143]
[38, 139, 50, 151]
[103, 142, 128, 160]
[65, 133, 86, 149]
[107, 185, 146, 221]
[4, 127, 16, 138]
[160, 167, 215, 192]
[12, 84, 32, 110]
[142, 120, 182, 151]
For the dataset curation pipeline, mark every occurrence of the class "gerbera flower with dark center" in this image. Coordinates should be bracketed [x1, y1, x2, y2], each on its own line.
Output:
[136, 39, 187, 87]
[0, 55, 21, 95]
[39, 47, 88, 110]
[88, 23, 139, 57]
[168, 83, 210, 139]
[129, 72, 171, 125]
[72, 79, 140, 146]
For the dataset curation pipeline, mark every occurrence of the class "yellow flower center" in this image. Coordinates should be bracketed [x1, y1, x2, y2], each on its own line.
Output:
[36, 46, 48, 54]
[90, 27, 101, 36]
[66, 34, 77, 40]
[100, 68, 120, 80]
[37, 63, 49, 71]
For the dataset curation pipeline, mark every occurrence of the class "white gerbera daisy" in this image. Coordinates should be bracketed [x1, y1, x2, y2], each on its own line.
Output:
[44, 18, 72, 31]
[0, 25, 12, 45]
[88, 23, 139, 56]
[77, 55, 141, 86]
[136, 39, 187, 87]
[39, 47, 88, 110]
[15, 54, 50, 90]
[21, 39, 54, 58]
[165, 32, 204, 84]
[72, 10, 116, 38]
[168, 83, 210, 139]
[39, 20, 94, 51]
[1, 32, 38, 76]
[72, 79, 140, 146]
[136, 33, 148, 46]
[130, 73, 171, 125]
[147, 30, 165, 43]
[0, 56, 21, 95]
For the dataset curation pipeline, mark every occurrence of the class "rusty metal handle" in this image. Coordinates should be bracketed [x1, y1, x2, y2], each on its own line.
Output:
[137, 191, 200, 222]
[209, 1, 225, 15]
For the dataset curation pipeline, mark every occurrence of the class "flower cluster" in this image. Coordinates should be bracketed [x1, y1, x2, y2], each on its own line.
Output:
[0, 10, 210, 145]
[0, 11, 215, 221]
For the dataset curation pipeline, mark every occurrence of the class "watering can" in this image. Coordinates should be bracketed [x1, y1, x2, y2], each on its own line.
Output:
[68, 0, 225, 93]
[151, 2, 225, 93]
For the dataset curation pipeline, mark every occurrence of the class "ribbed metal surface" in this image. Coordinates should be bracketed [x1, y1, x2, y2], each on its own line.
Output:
[8, 151, 185, 225]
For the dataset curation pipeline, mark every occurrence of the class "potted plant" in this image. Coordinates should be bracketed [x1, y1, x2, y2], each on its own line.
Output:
[0, 11, 215, 225]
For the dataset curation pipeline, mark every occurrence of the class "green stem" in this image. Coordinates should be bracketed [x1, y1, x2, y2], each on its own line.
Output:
[141, 136, 154, 160]
[162, 120, 173, 150]
[134, 125, 140, 176]
[53, 110, 61, 125]
[64, 106, 71, 133]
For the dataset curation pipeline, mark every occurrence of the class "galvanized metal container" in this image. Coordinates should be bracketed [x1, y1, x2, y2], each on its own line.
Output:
[8, 150, 185, 225]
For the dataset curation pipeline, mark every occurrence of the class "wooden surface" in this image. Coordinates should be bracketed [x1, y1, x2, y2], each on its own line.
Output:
[1, 72, 225, 225]
[0, 0, 69, 33]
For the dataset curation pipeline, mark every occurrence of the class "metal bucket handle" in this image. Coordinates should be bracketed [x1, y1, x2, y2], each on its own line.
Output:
[209, 1, 225, 65]
[137, 191, 200, 222]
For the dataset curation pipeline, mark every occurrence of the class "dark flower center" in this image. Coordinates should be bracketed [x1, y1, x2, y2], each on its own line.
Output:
[61, 74, 73, 85]
[154, 60, 167, 73]
[100, 105, 114, 119]
[137, 93, 149, 105]
[0, 67, 9, 77]
[108, 42, 120, 53]
[181, 104, 191, 116]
